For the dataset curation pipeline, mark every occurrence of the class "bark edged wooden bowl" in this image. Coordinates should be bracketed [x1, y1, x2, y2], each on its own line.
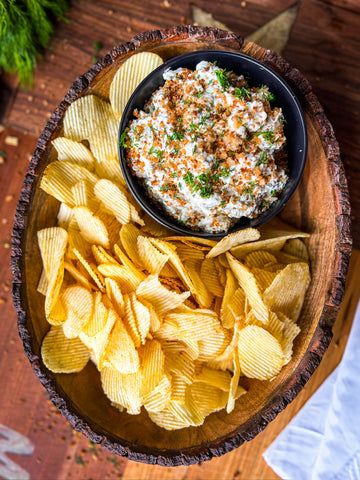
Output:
[11, 26, 352, 466]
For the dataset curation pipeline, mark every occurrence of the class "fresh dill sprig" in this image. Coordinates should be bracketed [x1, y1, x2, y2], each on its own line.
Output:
[215, 68, 230, 90]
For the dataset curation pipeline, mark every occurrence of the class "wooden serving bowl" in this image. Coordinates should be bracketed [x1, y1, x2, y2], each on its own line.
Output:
[12, 26, 351, 465]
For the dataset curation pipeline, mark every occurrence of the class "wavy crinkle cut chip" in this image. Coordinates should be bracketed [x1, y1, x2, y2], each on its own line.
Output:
[163, 347, 195, 385]
[277, 312, 301, 366]
[73, 206, 110, 249]
[176, 244, 205, 262]
[37, 268, 48, 296]
[188, 382, 227, 418]
[98, 263, 141, 293]
[143, 374, 172, 413]
[137, 236, 169, 274]
[101, 367, 142, 415]
[130, 294, 151, 344]
[227, 351, 246, 413]
[170, 374, 187, 404]
[226, 253, 269, 324]
[159, 276, 185, 294]
[57, 203, 73, 229]
[64, 261, 94, 290]
[81, 292, 107, 336]
[67, 227, 91, 259]
[140, 339, 165, 397]
[183, 258, 214, 309]
[237, 325, 284, 380]
[72, 247, 105, 291]
[41, 326, 90, 373]
[158, 311, 219, 343]
[110, 52, 164, 118]
[149, 238, 196, 298]
[245, 310, 285, 341]
[207, 228, 260, 258]
[63, 95, 118, 159]
[139, 299, 161, 333]
[92, 245, 119, 266]
[194, 367, 231, 392]
[80, 307, 116, 368]
[263, 263, 311, 321]
[227, 288, 246, 326]
[148, 400, 201, 431]
[161, 338, 198, 362]
[273, 250, 308, 265]
[94, 179, 131, 225]
[71, 179, 98, 209]
[244, 250, 278, 269]
[95, 156, 125, 185]
[105, 278, 124, 317]
[200, 257, 224, 298]
[47, 297, 68, 326]
[164, 236, 216, 247]
[198, 326, 229, 361]
[104, 315, 139, 374]
[123, 294, 141, 348]
[283, 238, 309, 261]
[230, 238, 287, 258]
[120, 223, 143, 267]
[220, 268, 238, 329]
[136, 274, 190, 317]
[113, 244, 146, 282]
[61, 285, 94, 338]
[251, 268, 277, 292]
[52, 137, 95, 170]
[40, 160, 98, 207]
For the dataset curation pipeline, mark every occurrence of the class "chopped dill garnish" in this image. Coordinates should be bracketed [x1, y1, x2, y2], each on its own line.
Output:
[256, 151, 268, 166]
[234, 87, 251, 100]
[119, 128, 129, 148]
[215, 69, 230, 90]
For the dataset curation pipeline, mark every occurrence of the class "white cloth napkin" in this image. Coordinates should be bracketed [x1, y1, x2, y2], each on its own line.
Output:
[263, 301, 360, 480]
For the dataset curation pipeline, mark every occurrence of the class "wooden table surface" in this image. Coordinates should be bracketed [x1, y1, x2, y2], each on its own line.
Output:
[0, 1, 359, 479]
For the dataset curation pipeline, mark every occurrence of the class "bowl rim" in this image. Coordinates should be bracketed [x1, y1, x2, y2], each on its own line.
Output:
[11, 25, 351, 466]
[119, 49, 308, 239]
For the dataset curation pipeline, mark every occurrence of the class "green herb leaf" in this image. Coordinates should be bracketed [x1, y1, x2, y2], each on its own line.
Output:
[255, 151, 268, 166]
[119, 128, 129, 148]
[256, 130, 275, 143]
[234, 87, 251, 100]
[215, 69, 230, 90]
[169, 131, 184, 141]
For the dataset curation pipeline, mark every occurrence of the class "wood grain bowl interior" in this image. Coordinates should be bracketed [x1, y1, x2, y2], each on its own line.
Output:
[11, 26, 352, 465]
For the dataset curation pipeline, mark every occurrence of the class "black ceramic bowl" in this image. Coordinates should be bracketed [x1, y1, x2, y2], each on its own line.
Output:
[119, 50, 307, 239]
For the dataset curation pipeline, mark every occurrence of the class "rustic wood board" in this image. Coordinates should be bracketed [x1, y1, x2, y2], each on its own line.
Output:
[0, 122, 358, 478]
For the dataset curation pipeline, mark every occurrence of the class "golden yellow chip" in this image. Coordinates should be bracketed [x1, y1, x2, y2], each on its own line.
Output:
[72, 247, 105, 291]
[137, 236, 169, 274]
[67, 227, 91, 259]
[41, 326, 90, 373]
[220, 269, 238, 329]
[98, 263, 141, 293]
[105, 278, 124, 317]
[94, 156, 125, 185]
[198, 326, 228, 361]
[92, 245, 119, 265]
[227, 288, 246, 325]
[164, 236, 216, 247]
[230, 238, 286, 258]
[73, 206, 110, 248]
[237, 325, 284, 380]
[283, 238, 309, 261]
[244, 250, 278, 268]
[263, 263, 310, 321]
[104, 316, 139, 374]
[101, 367, 142, 415]
[110, 52, 164, 118]
[57, 203, 73, 229]
[176, 244, 205, 262]
[183, 258, 213, 309]
[251, 268, 277, 292]
[40, 160, 98, 207]
[123, 294, 141, 347]
[207, 228, 260, 258]
[141, 213, 171, 237]
[136, 274, 190, 317]
[64, 261, 94, 290]
[277, 312, 301, 365]
[140, 339, 165, 397]
[94, 179, 131, 225]
[188, 382, 227, 418]
[170, 374, 187, 404]
[130, 293, 151, 344]
[143, 374, 172, 413]
[71, 180, 92, 208]
[200, 257, 224, 298]
[52, 136, 95, 170]
[227, 351, 241, 413]
[113, 244, 145, 282]
[163, 345, 195, 384]
[120, 223, 143, 267]
[226, 253, 269, 324]
[37, 269, 48, 296]
[195, 367, 231, 391]
[62, 285, 93, 338]
[148, 401, 199, 430]
[82, 292, 107, 336]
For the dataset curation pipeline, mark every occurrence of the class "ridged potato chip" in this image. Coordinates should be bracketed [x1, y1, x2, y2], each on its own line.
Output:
[148, 400, 199, 430]
[57, 203, 73, 228]
[101, 367, 142, 415]
[94, 156, 125, 186]
[143, 374, 172, 413]
[226, 253, 269, 324]
[136, 274, 190, 317]
[92, 245, 119, 265]
[283, 238, 309, 261]
[207, 228, 260, 258]
[188, 382, 227, 418]
[62, 285, 93, 338]
[52, 137, 95, 170]
[94, 179, 131, 225]
[183, 259, 213, 309]
[123, 294, 141, 347]
[177, 244, 205, 262]
[105, 278, 124, 317]
[227, 351, 241, 413]
[237, 325, 284, 380]
[140, 339, 165, 397]
[98, 263, 141, 293]
[164, 236, 216, 247]
[200, 257, 224, 297]
[110, 52, 164, 118]
[244, 250, 278, 269]
[73, 206, 109, 248]
[163, 346, 195, 384]
[251, 268, 277, 292]
[104, 316, 139, 374]
[82, 292, 107, 336]
[277, 312, 301, 365]
[72, 247, 105, 291]
[137, 236, 169, 274]
[171, 374, 187, 403]
[142, 213, 172, 237]
[131, 294, 151, 344]
[64, 261, 94, 290]
[37, 269, 49, 295]
[113, 244, 145, 282]
[227, 288, 246, 325]
[120, 224, 143, 267]
[41, 326, 90, 373]
[40, 161, 98, 207]
[195, 367, 231, 391]
[263, 263, 310, 321]
[220, 269, 238, 329]
[230, 237, 287, 258]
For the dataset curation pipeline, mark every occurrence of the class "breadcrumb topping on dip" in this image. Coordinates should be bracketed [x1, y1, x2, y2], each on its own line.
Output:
[123, 61, 288, 233]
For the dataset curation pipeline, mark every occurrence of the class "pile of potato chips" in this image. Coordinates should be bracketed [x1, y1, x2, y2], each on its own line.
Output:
[37, 52, 311, 430]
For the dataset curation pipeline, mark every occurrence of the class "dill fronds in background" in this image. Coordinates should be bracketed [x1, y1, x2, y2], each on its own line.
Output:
[0, 0, 69, 86]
